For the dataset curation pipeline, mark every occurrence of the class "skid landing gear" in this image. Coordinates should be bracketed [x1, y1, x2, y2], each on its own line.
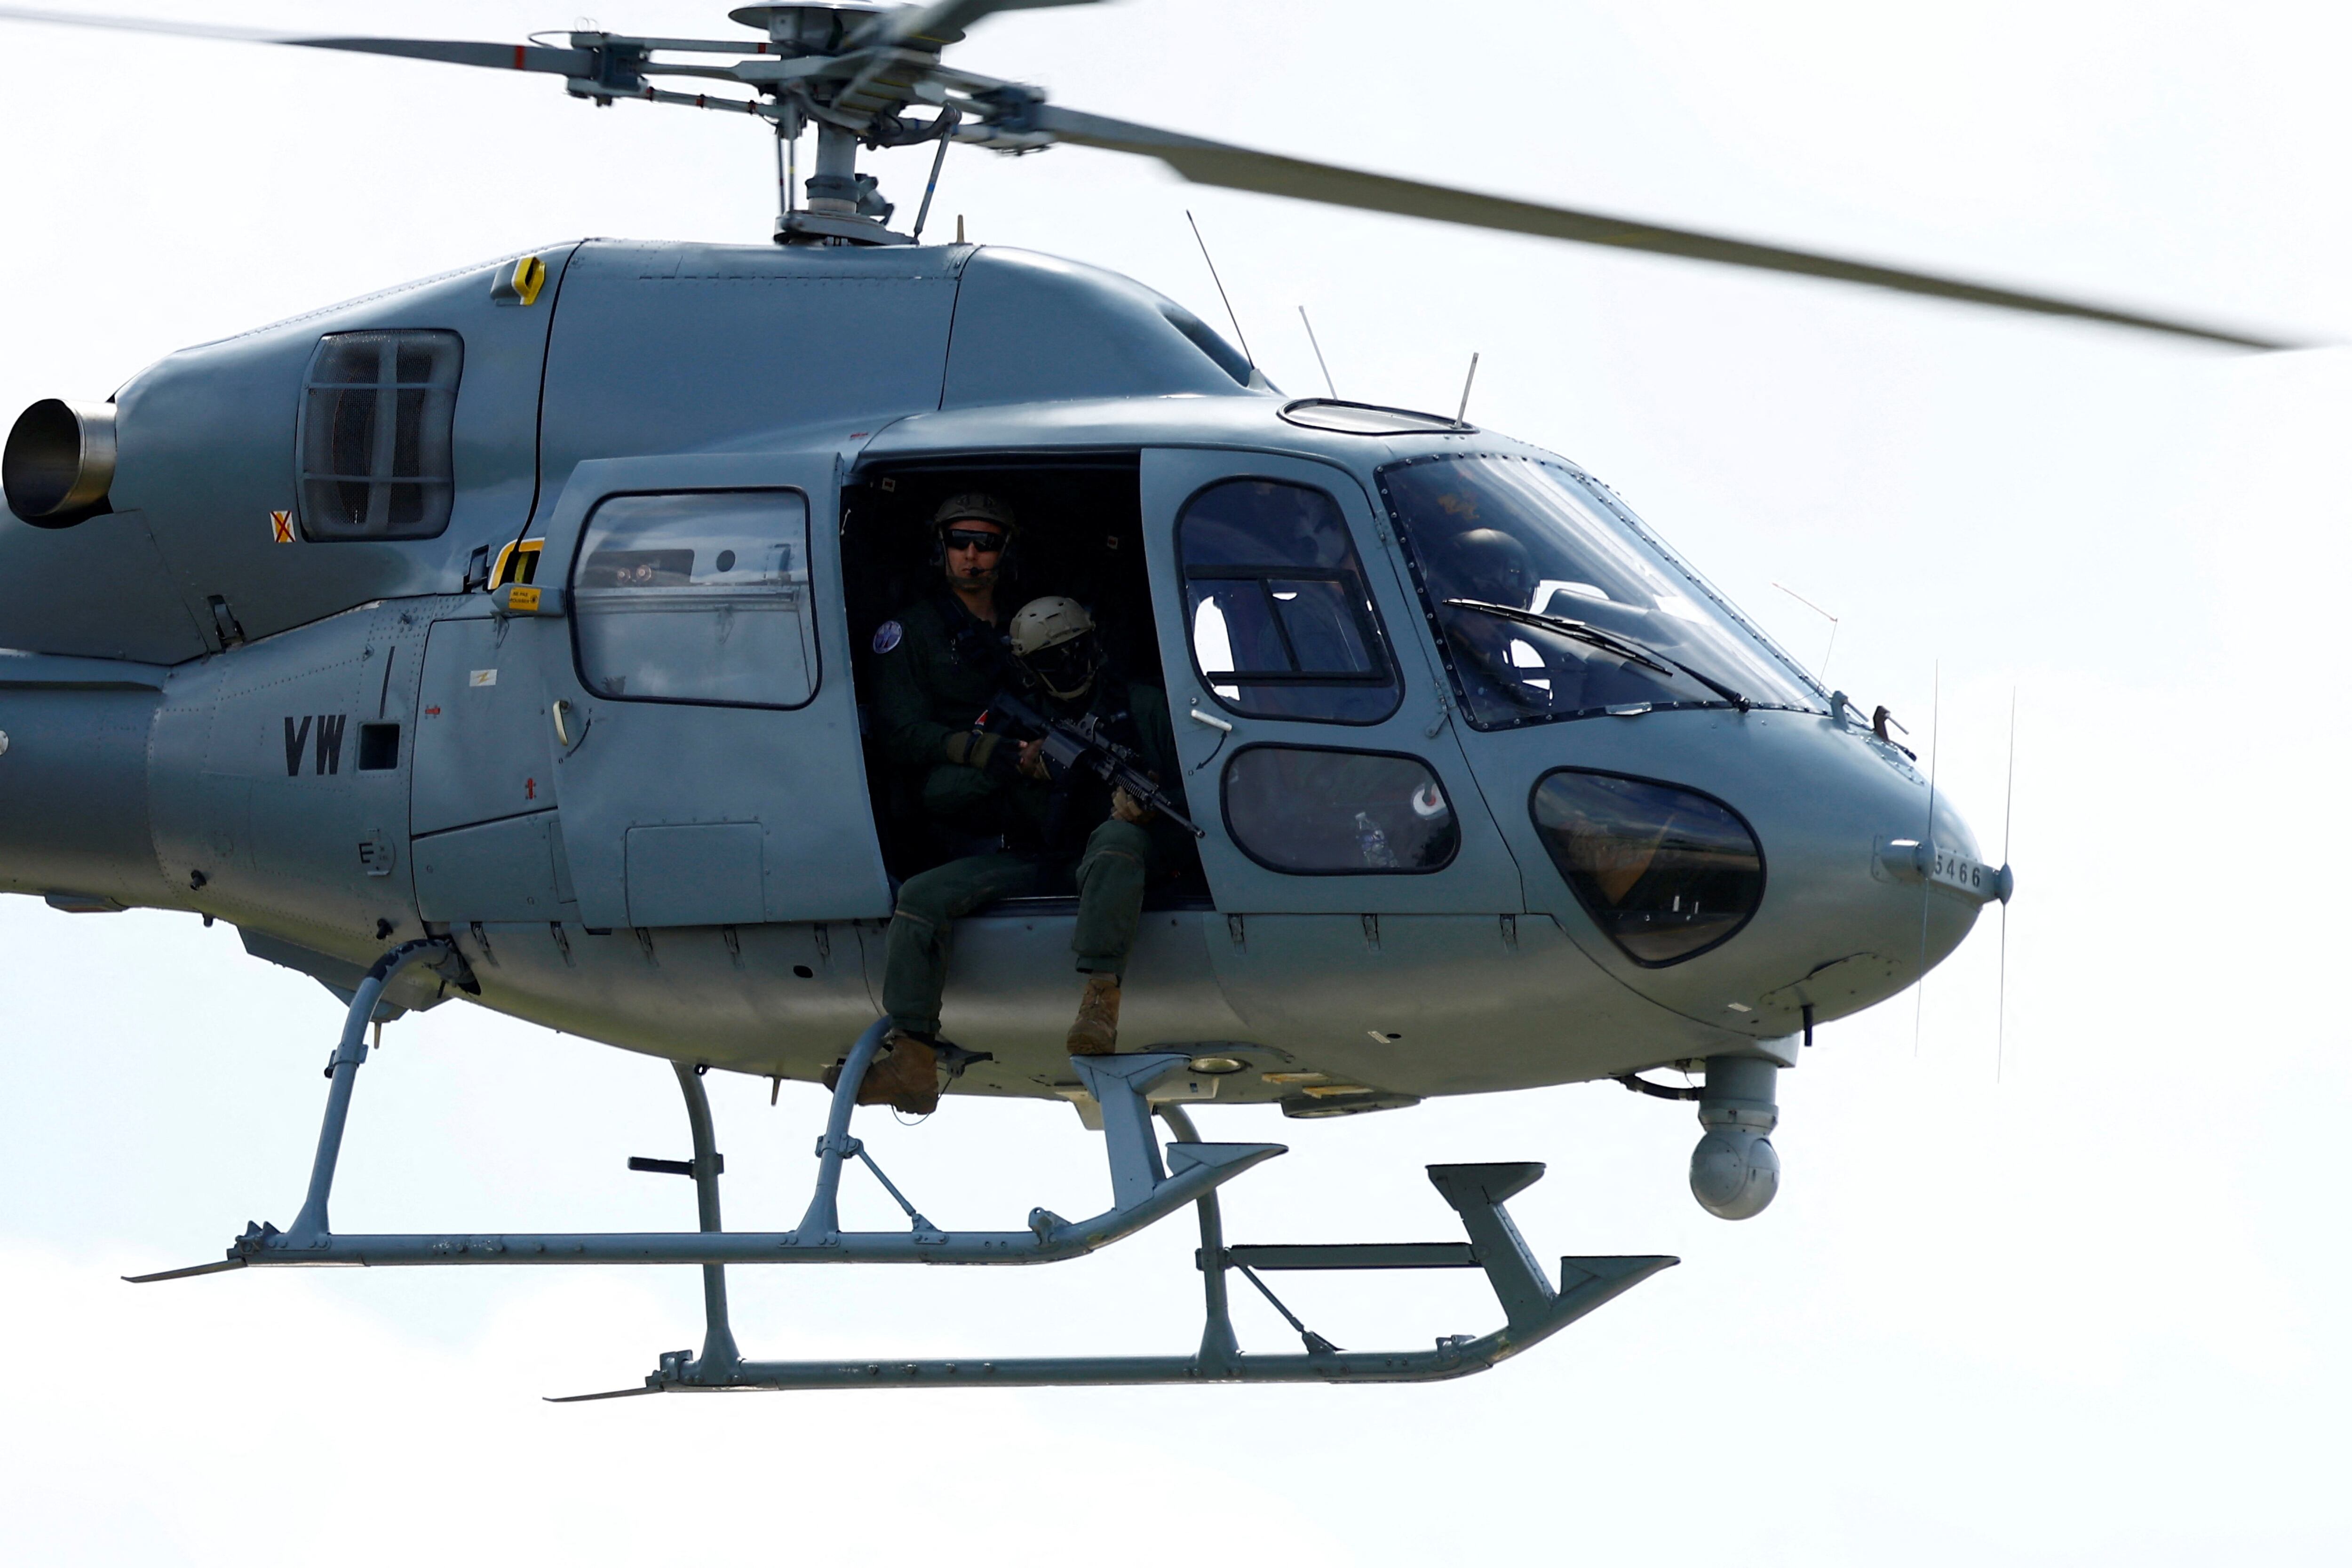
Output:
[129, 941, 1677, 1395]
[581, 1134, 1675, 1397]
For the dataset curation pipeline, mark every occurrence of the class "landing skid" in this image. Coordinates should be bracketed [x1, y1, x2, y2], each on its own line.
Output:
[130, 938, 1676, 1394]
[563, 1151, 1674, 1397]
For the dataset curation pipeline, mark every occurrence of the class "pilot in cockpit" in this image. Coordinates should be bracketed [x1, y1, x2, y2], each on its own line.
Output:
[1423, 526, 1583, 716]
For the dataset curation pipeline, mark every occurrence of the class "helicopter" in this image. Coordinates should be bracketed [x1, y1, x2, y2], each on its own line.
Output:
[0, 1, 2281, 1398]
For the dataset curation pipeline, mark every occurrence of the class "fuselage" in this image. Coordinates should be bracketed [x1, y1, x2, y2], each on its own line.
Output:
[0, 239, 1986, 1110]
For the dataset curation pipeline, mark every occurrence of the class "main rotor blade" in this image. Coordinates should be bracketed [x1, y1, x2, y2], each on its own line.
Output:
[0, 7, 591, 75]
[1035, 107, 2295, 350]
[858, 0, 1103, 51]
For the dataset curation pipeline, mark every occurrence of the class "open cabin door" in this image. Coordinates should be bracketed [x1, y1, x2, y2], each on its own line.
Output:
[524, 452, 891, 930]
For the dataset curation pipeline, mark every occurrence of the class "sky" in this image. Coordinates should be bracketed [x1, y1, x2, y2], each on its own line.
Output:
[2, 2, 2347, 1562]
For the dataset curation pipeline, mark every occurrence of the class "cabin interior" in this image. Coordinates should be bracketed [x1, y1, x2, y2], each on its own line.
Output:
[839, 453, 1210, 905]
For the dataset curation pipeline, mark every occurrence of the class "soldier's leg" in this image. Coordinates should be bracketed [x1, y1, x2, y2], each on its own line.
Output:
[882, 852, 1038, 1036]
[1066, 819, 1153, 1055]
[1072, 819, 1153, 976]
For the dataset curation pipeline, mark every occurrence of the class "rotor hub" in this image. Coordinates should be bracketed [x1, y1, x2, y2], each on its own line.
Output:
[728, 4, 892, 55]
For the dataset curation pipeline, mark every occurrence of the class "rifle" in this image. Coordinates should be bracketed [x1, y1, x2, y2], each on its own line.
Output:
[984, 688, 1205, 839]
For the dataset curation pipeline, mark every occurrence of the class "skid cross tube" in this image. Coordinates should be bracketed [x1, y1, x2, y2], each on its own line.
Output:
[129, 1014, 1284, 1282]
[564, 1105, 1677, 1398]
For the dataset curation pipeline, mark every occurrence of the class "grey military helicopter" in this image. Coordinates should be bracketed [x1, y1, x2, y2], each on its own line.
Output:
[0, 1, 2281, 1398]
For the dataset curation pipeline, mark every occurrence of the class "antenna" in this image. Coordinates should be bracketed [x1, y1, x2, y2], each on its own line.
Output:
[1771, 582, 1841, 683]
[1185, 210, 1255, 373]
[1298, 306, 1337, 397]
[1913, 661, 1939, 1057]
[1456, 352, 1480, 422]
[910, 110, 959, 242]
[1997, 687, 2017, 1081]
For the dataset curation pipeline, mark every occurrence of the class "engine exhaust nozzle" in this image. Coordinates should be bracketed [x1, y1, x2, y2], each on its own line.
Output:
[5, 399, 116, 527]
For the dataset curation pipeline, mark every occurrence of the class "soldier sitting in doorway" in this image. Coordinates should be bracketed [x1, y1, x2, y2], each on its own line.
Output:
[856, 493, 1187, 1113]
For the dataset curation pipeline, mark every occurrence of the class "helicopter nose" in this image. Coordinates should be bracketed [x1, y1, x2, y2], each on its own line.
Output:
[1746, 748, 2010, 1027]
[1522, 714, 2010, 1037]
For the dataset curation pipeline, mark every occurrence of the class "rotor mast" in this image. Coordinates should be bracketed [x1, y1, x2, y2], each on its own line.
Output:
[737, 1, 1000, 247]
[737, 4, 895, 244]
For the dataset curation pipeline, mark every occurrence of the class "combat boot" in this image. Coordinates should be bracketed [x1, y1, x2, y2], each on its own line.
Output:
[829, 1028, 940, 1114]
[1067, 973, 1121, 1056]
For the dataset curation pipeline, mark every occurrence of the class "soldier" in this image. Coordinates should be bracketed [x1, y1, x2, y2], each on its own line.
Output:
[869, 493, 1027, 848]
[859, 568, 1186, 1114]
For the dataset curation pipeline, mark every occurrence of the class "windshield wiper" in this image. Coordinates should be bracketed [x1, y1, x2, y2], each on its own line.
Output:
[1441, 599, 1752, 711]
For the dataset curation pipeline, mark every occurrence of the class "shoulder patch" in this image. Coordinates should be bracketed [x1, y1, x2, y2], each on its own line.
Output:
[872, 620, 904, 655]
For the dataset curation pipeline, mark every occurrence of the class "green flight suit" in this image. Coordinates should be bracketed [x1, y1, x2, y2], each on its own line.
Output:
[872, 594, 1188, 1036]
[870, 590, 1016, 835]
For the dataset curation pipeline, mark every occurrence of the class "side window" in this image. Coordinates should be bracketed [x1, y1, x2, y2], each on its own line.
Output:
[1223, 745, 1458, 874]
[572, 489, 818, 709]
[296, 330, 462, 540]
[1177, 478, 1400, 723]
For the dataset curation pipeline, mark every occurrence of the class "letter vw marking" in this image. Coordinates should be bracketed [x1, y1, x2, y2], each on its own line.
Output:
[314, 714, 346, 775]
[283, 715, 348, 775]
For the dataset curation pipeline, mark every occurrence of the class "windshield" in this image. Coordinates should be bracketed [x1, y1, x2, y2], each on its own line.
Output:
[1378, 455, 1820, 728]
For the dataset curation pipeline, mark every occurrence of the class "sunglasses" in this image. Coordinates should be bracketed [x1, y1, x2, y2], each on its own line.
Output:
[943, 528, 1006, 554]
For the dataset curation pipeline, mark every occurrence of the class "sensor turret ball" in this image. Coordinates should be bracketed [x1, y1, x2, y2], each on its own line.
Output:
[1690, 1055, 1781, 1220]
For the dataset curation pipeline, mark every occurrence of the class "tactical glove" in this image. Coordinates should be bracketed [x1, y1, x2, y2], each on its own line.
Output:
[943, 729, 1023, 781]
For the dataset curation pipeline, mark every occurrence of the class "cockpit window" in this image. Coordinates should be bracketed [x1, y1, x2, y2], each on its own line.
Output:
[1531, 770, 1764, 964]
[1378, 455, 1821, 728]
[1178, 478, 1401, 724]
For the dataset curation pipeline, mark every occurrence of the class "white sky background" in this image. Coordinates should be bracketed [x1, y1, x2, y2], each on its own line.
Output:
[2, 1, 2347, 1560]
